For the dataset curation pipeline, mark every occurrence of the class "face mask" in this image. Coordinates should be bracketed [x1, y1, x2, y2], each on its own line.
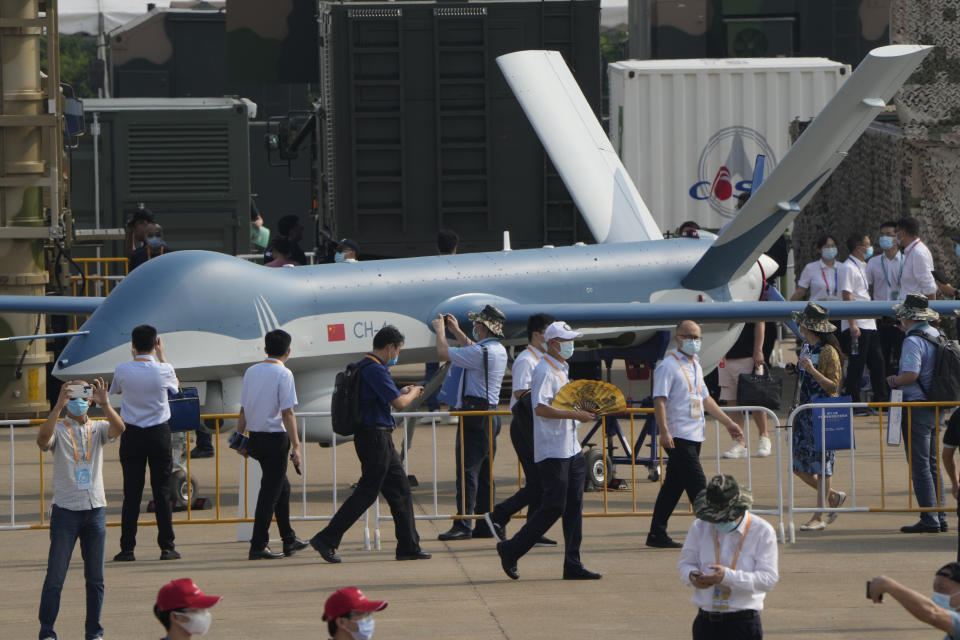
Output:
[932, 592, 959, 611]
[387, 353, 399, 367]
[681, 339, 702, 356]
[878, 236, 894, 250]
[714, 520, 739, 534]
[559, 340, 575, 360]
[67, 398, 89, 417]
[334, 252, 346, 263]
[472, 327, 481, 342]
[350, 616, 375, 640]
[863, 246, 873, 260]
[146, 236, 163, 249]
[174, 609, 212, 635]
[821, 247, 837, 260]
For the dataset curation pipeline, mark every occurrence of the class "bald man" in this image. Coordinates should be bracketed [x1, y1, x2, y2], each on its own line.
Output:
[646, 321, 742, 548]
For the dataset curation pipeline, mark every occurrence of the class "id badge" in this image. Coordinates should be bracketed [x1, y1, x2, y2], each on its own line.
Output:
[689, 393, 702, 419]
[75, 462, 93, 490]
[890, 290, 899, 301]
[712, 584, 732, 611]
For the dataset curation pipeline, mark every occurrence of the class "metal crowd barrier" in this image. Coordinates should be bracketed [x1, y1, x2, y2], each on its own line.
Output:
[785, 400, 960, 543]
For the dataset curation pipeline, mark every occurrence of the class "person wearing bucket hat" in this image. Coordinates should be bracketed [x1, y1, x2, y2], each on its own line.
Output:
[679, 475, 779, 639]
[323, 587, 387, 640]
[432, 305, 508, 541]
[888, 293, 948, 534]
[154, 578, 221, 639]
[790, 303, 847, 532]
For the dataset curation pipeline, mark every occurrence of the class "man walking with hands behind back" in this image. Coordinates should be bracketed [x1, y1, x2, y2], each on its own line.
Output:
[110, 324, 180, 562]
[646, 321, 743, 549]
[238, 329, 308, 559]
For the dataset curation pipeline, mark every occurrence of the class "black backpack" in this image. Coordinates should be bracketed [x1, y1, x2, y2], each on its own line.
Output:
[913, 331, 960, 402]
[331, 358, 375, 436]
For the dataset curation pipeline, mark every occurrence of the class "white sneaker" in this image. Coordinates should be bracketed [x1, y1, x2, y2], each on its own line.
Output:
[722, 442, 749, 459]
[756, 436, 772, 458]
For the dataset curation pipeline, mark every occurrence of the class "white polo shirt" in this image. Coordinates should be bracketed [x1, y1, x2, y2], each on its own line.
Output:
[653, 350, 709, 442]
[240, 358, 298, 433]
[899, 239, 937, 299]
[796, 259, 841, 301]
[509, 344, 545, 410]
[866, 251, 903, 301]
[838, 256, 877, 332]
[531, 354, 581, 463]
[110, 355, 179, 426]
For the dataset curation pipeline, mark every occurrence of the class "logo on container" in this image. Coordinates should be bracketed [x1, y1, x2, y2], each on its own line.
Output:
[688, 126, 776, 218]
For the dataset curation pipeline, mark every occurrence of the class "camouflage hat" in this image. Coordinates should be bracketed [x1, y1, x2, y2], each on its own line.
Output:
[467, 304, 506, 338]
[791, 303, 836, 333]
[693, 474, 753, 523]
[893, 293, 939, 322]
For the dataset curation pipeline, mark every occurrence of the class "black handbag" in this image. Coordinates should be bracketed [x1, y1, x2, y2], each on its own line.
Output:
[736, 372, 782, 410]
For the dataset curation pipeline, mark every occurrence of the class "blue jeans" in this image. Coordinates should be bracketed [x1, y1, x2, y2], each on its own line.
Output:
[902, 407, 947, 527]
[39, 505, 106, 640]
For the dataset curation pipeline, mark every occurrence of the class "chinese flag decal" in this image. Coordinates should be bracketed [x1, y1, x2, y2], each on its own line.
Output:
[327, 324, 345, 342]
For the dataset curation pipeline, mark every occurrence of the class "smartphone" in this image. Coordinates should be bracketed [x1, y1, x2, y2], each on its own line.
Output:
[866, 580, 881, 601]
[67, 384, 93, 399]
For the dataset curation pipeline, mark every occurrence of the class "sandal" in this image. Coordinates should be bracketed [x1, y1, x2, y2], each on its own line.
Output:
[826, 491, 846, 524]
[800, 520, 826, 531]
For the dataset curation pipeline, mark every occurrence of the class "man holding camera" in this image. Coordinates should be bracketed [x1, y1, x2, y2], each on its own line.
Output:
[109, 324, 181, 562]
[38, 378, 124, 640]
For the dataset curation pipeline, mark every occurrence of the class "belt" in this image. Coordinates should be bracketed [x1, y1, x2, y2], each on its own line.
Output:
[125, 421, 168, 430]
[360, 425, 394, 432]
[697, 609, 757, 623]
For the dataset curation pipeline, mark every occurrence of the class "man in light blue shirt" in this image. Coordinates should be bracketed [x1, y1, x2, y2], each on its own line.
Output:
[433, 304, 508, 541]
[887, 294, 947, 533]
[869, 561, 960, 639]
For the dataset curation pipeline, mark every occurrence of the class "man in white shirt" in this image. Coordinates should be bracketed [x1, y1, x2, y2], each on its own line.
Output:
[840, 233, 888, 411]
[647, 321, 743, 549]
[496, 321, 601, 581]
[678, 474, 779, 639]
[433, 304, 508, 541]
[866, 221, 906, 376]
[484, 313, 557, 547]
[109, 324, 180, 562]
[897, 216, 937, 300]
[238, 329, 306, 559]
[37, 377, 124, 640]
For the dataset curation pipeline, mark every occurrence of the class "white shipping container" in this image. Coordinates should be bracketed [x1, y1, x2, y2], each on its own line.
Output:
[608, 58, 851, 234]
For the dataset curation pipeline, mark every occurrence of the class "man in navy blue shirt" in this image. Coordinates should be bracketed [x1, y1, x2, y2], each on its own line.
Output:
[310, 325, 431, 562]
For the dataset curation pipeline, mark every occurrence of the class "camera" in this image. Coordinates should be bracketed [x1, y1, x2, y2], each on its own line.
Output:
[67, 384, 93, 399]
[228, 431, 249, 451]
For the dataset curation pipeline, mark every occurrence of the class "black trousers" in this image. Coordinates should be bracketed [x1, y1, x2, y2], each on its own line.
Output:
[501, 452, 586, 569]
[878, 319, 905, 377]
[650, 438, 705, 539]
[316, 428, 421, 554]
[247, 431, 295, 550]
[693, 612, 763, 640]
[490, 415, 542, 527]
[840, 329, 888, 402]
[119, 423, 175, 552]
[453, 413, 501, 531]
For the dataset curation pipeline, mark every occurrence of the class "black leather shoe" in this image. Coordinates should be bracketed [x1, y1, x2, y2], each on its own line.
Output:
[309, 535, 342, 563]
[496, 541, 519, 580]
[190, 447, 215, 459]
[563, 565, 602, 580]
[396, 550, 432, 561]
[113, 550, 135, 562]
[283, 537, 309, 557]
[900, 522, 941, 533]
[942, 522, 950, 533]
[483, 513, 506, 542]
[249, 546, 284, 560]
[159, 549, 181, 561]
[645, 535, 682, 548]
[438, 526, 472, 541]
[534, 536, 557, 547]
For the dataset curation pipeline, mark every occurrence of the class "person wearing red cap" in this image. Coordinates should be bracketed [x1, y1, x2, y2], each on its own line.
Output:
[154, 578, 221, 639]
[323, 587, 387, 640]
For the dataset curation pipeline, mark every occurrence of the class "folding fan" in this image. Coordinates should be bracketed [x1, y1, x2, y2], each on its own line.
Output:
[551, 380, 626, 415]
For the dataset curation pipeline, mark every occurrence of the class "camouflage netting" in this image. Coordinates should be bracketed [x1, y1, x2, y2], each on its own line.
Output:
[792, 0, 960, 277]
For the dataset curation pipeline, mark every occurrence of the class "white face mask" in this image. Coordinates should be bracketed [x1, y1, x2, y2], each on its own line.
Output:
[681, 338, 702, 356]
[349, 616, 375, 640]
[173, 609, 212, 635]
[559, 340, 575, 360]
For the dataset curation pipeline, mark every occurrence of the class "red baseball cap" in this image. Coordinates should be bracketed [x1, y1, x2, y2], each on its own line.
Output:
[156, 578, 222, 612]
[323, 587, 388, 621]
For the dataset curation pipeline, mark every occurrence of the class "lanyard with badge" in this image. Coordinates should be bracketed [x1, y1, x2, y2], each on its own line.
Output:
[544, 355, 568, 386]
[711, 513, 751, 611]
[670, 352, 702, 418]
[820, 265, 838, 299]
[66, 420, 94, 490]
[881, 253, 904, 300]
